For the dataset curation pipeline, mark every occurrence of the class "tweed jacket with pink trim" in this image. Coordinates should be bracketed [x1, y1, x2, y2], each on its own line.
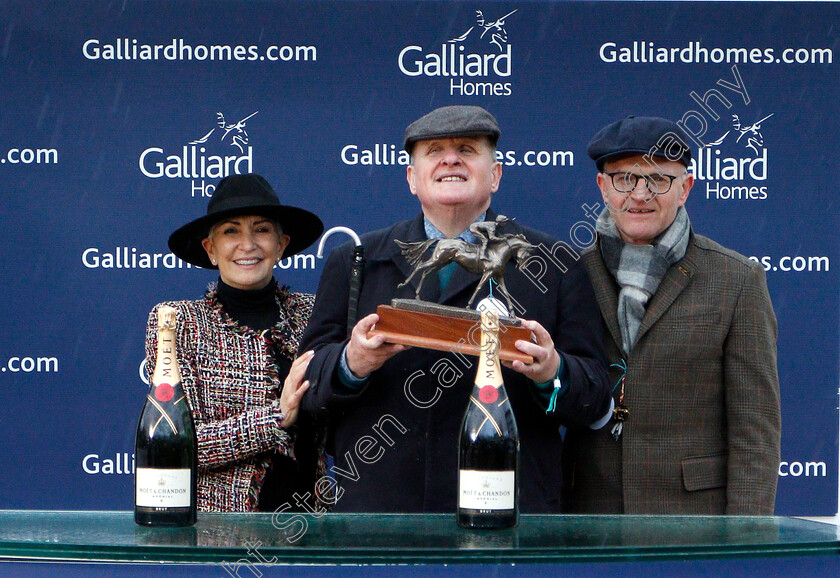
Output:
[144, 283, 314, 512]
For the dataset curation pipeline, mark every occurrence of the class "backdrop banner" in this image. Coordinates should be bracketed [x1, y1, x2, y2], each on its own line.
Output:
[0, 0, 836, 515]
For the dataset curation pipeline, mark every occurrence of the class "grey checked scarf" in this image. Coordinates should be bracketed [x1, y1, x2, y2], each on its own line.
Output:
[596, 205, 690, 353]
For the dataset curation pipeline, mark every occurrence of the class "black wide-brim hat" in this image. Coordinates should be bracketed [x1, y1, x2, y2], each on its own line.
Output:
[168, 173, 324, 269]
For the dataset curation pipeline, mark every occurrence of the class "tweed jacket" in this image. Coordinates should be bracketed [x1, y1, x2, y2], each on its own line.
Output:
[144, 283, 314, 512]
[563, 231, 781, 514]
[300, 211, 612, 513]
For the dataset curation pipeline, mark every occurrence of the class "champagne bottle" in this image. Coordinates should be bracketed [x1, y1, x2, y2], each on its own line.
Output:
[457, 310, 520, 529]
[134, 305, 197, 527]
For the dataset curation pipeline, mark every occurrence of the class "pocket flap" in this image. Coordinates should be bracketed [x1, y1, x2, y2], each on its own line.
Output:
[681, 453, 727, 491]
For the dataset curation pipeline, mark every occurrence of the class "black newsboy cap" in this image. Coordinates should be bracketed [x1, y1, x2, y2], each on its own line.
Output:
[587, 115, 692, 171]
[404, 105, 500, 152]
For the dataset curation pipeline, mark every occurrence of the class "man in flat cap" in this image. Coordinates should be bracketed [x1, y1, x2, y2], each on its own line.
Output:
[300, 105, 611, 513]
[562, 116, 781, 514]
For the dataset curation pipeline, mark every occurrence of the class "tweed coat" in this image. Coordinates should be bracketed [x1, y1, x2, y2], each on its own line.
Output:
[300, 211, 612, 513]
[562, 231, 781, 514]
[144, 284, 315, 512]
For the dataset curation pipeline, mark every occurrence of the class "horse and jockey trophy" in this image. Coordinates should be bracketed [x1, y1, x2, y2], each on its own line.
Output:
[367, 215, 537, 363]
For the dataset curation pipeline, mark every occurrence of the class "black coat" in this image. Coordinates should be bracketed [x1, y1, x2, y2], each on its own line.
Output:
[300, 211, 610, 513]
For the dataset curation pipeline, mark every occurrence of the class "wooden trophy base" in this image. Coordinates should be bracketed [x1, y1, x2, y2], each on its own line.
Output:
[367, 299, 534, 363]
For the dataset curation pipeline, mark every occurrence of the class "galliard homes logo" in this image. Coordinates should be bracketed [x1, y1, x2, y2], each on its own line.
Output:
[139, 111, 257, 198]
[450, 9, 518, 52]
[707, 113, 773, 155]
[190, 111, 258, 153]
[398, 8, 518, 96]
[693, 113, 773, 201]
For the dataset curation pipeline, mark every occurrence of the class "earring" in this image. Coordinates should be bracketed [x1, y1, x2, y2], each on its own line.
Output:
[211, 259, 217, 265]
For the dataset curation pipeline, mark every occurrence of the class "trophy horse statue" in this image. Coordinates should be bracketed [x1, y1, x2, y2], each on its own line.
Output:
[367, 216, 537, 362]
[395, 215, 535, 315]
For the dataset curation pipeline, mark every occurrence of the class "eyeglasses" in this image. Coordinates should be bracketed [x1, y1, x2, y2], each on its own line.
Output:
[603, 171, 684, 195]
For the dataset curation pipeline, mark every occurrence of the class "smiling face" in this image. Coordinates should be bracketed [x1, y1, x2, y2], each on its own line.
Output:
[406, 136, 501, 236]
[597, 155, 693, 245]
[200, 215, 290, 290]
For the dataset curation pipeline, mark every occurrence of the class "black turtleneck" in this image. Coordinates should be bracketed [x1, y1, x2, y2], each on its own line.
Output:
[215, 277, 280, 331]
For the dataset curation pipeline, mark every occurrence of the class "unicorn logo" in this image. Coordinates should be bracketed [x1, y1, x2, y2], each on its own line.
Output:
[449, 9, 518, 52]
[706, 113, 773, 155]
[733, 113, 773, 155]
[190, 111, 259, 153]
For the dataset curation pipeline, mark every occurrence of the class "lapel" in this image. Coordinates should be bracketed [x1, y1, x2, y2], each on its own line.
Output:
[584, 244, 623, 349]
[634, 233, 698, 344]
[377, 214, 442, 302]
[587, 233, 698, 352]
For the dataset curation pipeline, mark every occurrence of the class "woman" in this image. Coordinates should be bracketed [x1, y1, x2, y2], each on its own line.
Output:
[144, 173, 324, 512]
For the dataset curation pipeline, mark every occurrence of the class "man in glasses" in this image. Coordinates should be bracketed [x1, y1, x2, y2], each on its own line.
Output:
[562, 115, 781, 515]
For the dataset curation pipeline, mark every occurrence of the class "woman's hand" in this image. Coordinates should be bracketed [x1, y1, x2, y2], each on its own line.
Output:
[278, 350, 314, 428]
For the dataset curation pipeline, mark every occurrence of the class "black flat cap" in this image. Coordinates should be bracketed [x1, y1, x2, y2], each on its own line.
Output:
[587, 115, 692, 171]
[404, 105, 500, 152]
